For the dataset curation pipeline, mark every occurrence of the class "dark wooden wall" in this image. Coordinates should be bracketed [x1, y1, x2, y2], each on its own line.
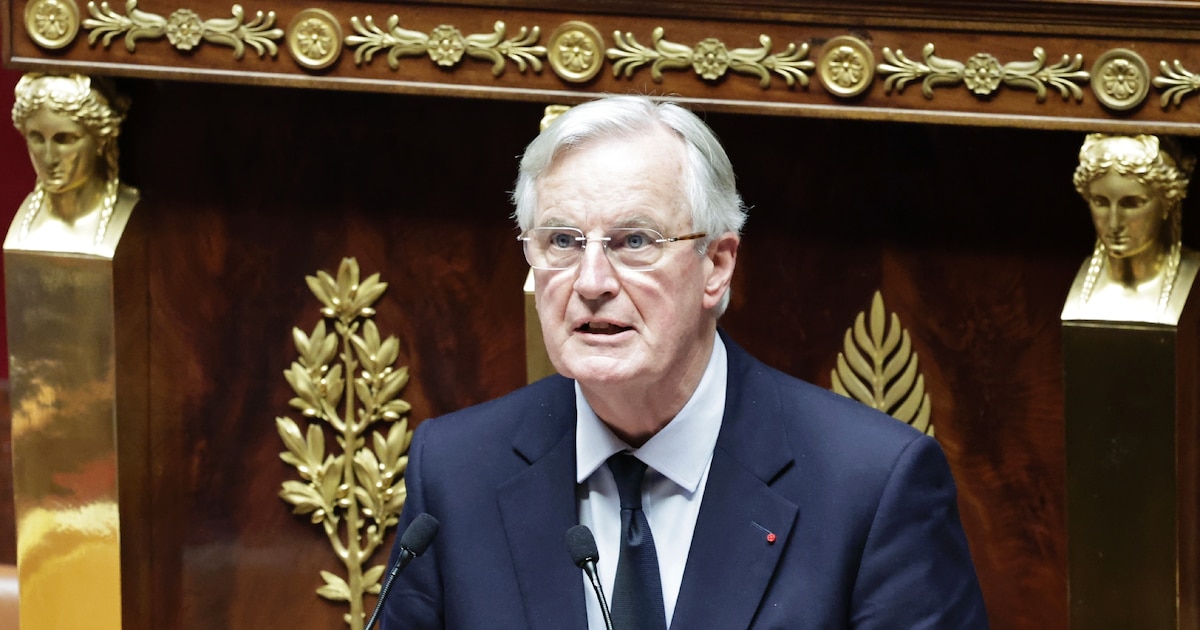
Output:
[16, 73, 1191, 627]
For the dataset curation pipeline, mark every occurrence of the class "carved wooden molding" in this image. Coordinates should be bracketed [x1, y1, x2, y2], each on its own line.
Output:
[10, 0, 1200, 132]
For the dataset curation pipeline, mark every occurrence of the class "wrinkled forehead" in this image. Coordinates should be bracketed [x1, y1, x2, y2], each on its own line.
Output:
[535, 130, 690, 229]
[547, 121, 683, 165]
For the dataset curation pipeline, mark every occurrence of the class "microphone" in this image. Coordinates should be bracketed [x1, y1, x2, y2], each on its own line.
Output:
[365, 513, 440, 630]
[565, 524, 613, 630]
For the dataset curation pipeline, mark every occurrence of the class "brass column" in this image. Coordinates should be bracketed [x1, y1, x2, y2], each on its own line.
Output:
[4, 213, 149, 629]
[1063, 316, 1199, 628]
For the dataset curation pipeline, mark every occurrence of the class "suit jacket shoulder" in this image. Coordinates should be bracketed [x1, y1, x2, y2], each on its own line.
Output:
[683, 333, 987, 629]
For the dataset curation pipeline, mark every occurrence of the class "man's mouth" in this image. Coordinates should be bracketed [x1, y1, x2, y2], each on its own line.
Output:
[578, 321, 632, 334]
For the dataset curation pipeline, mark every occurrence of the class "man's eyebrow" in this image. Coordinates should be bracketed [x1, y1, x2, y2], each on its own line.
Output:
[536, 217, 576, 228]
[534, 214, 665, 230]
[610, 215, 660, 229]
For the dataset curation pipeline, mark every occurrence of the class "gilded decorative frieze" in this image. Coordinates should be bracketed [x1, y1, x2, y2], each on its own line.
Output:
[830, 291, 933, 436]
[878, 44, 1088, 102]
[608, 27, 814, 89]
[24, 0, 80, 49]
[288, 7, 341, 70]
[82, 0, 282, 58]
[547, 20, 603, 84]
[1154, 59, 1200, 109]
[277, 257, 413, 630]
[345, 17, 545, 77]
[818, 35, 874, 98]
[1090, 48, 1149, 111]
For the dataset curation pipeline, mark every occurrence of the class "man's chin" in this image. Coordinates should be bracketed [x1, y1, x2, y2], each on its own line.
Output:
[554, 356, 641, 386]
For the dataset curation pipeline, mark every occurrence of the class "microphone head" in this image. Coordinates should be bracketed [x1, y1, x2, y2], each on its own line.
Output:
[565, 524, 599, 568]
[399, 513, 440, 556]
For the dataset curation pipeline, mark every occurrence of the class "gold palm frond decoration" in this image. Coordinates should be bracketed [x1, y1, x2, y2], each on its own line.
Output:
[276, 257, 413, 629]
[831, 291, 934, 436]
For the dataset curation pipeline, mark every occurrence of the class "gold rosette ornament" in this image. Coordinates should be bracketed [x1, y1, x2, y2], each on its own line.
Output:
[276, 257, 414, 630]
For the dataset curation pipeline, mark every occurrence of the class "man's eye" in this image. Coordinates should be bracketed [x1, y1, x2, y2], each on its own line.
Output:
[619, 231, 651, 249]
[549, 232, 577, 248]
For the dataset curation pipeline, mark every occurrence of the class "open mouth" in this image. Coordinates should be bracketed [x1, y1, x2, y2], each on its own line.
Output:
[578, 321, 632, 335]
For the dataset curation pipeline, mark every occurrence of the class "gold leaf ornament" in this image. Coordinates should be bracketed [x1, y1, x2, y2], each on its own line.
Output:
[277, 257, 414, 630]
[830, 291, 933, 436]
[82, 0, 282, 57]
[607, 27, 812, 89]
[1154, 59, 1200, 109]
[878, 43, 1087, 102]
[345, 16, 545, 76]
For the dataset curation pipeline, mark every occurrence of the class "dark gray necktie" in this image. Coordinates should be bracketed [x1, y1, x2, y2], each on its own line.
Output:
[607, 453, 667, 630]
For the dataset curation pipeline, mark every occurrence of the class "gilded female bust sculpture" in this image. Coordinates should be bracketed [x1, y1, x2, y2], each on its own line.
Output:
[1062, 133, 1200, 324]
[6, 73, 137, 256]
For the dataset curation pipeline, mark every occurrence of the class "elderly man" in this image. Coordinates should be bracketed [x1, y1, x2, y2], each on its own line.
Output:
[381, 95, 987, 629]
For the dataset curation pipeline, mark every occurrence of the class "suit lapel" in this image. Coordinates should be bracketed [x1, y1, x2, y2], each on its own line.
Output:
[496, 380, 589, 630]
[670, 336, 799, 629]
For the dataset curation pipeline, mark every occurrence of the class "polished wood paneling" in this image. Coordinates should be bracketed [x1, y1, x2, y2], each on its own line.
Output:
[124, 81, 538, 628]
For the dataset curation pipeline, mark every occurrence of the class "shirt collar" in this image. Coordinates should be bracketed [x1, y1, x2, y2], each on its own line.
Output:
[575, 335, 728, 492]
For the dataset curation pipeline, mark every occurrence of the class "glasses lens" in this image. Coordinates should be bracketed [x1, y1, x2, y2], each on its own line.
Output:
[606, 228, 664, 269]
[526, 227, 583, 269]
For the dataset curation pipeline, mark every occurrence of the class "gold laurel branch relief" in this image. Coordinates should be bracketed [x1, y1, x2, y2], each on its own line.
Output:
[83, 0, 282, 57]
[1153, 59, 1200, 109]
[607, 27, 812, 89]
[879, 43, 1087, 102]
[277, 257, 414, 630]
[830, 291, 933, 436]
[345, 16, 545, 76]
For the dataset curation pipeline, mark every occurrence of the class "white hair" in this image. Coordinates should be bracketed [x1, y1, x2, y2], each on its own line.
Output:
[511, 95, 747, 314]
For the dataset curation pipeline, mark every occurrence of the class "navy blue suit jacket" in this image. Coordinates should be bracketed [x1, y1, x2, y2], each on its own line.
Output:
[382, 335, 988, 629]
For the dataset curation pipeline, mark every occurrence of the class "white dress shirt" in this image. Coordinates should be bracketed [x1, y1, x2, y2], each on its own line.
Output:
[575, 335, 728, 629]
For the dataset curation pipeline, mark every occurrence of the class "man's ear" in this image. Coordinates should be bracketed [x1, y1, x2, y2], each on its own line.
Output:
[702, 232, 739, 310]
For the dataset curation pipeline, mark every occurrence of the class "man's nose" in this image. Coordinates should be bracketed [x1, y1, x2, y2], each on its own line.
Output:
[573, 239, 619, 299]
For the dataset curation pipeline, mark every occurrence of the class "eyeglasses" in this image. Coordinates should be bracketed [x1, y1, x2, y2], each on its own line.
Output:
[518, 227, 707, 271]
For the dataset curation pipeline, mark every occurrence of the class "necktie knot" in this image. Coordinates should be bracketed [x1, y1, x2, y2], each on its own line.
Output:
[608, 453, 647, 510]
